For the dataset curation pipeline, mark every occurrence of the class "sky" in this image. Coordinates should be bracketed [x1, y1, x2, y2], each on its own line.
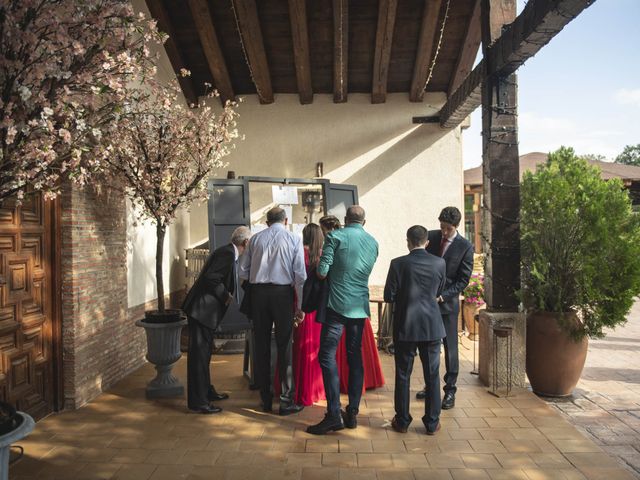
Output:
[462, 0, 640, 169]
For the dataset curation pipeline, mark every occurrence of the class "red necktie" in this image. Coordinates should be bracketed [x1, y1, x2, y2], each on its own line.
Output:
[439, 237, 447, 257]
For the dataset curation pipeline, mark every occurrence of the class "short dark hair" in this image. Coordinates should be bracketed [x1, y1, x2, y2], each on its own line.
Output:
[345, 205, 365, 224]
[438, 206, 462, 227]
[267, 207, 286, 224]
[406, 225, 428, 247]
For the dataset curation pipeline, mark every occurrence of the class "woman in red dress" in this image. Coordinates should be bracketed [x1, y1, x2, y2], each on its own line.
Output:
[292, 223, 326, 406]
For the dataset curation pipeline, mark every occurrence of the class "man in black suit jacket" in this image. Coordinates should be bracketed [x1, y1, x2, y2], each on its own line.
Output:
[182, 226, 251, 414]
[384, 225, 446, 434]
[417, 207, 474, 409]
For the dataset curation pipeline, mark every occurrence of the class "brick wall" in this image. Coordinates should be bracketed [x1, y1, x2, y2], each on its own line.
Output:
[61, 185, 184, 409]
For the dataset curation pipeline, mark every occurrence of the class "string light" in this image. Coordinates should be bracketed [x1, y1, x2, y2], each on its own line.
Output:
[423, 0, 451, 92]
[230, 0, 266, 103]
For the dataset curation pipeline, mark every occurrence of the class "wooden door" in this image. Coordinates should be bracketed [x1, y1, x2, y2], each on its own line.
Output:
[0, 193, 58, 419]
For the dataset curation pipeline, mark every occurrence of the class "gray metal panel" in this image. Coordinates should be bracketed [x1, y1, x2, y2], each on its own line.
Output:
[207, 179, 249, 251]
[326, 183, 359, 220]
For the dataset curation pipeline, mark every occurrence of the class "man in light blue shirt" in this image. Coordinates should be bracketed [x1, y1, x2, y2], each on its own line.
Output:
[307, 205, 378, 435]
[239, 207, 306, 415]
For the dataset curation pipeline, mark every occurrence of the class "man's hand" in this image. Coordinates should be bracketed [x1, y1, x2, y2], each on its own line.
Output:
[225, 293, 234, 306]
[294, 309, 305, 327]
[437, 295, 444, 303]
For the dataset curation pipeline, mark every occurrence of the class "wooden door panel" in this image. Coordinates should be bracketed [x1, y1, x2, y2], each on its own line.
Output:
[0, 193, 56, 419]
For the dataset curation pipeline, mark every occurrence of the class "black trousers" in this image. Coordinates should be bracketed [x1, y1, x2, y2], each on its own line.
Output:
[318, 308, 365, 416]
[394, 340, 441, 432]
[187, 316, 219, 409]
[251, 284, 295, 406]
[442, 306, 459, 394]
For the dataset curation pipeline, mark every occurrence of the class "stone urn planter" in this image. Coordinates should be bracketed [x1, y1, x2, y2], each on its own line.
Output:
[0, 412, 35, 480]
[526, 311, 588, 397]
[136, 310, 188, 399]
[463, 302, 485, 340]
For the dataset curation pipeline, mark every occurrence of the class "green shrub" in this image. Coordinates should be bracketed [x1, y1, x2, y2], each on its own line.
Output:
[521, 146, 640, 339]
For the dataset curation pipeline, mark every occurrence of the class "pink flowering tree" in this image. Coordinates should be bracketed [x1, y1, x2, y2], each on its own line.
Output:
[104, 77, 239, 313]
[0, 0, 163, 203]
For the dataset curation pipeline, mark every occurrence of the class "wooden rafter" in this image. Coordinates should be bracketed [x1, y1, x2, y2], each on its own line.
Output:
[448, 0, 481, 96]
[440, 0, 595, 128]
[188, 0, 235, 105]
[288, 0, 313, 104]
[333, 0, 348, 103]
[233, 0, 274, 104]
[371, 0, 398, 104]
[410, 0, 443, 102]
[145, 0, 198, 106]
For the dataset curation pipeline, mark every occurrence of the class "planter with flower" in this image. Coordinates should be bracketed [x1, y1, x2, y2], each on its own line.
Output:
[104, 74, 239, 398]
[462, 273, 485, 340]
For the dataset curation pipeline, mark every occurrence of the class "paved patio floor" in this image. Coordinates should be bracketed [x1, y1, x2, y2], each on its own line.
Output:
[8, 333, 637, 480]
[544, 300, 640, 477]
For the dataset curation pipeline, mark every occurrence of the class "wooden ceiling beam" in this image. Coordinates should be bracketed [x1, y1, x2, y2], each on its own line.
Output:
[371, 0, 398, 104]
[188, 0, 235, 105]
[288, 0, 313, 104]
[410, 0, 443, 102]
[233, 0, 274, 104]
[448, 0, 481, 96]
[145, 0, 198, 106]
[440, 0, 595, 128]
[333, 0, 348, 103]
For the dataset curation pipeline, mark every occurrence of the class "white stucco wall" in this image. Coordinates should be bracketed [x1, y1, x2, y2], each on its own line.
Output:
[190, 93, 465, 285]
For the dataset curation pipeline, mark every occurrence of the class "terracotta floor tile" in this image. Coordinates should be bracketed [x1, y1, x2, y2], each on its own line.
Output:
[376, 469, 416, 480]
[449, 429, 483, 440]
[301, 466, 339, 480]
[485, 469, 529, 479]
[391, 453, 430, 468]
[502, 440, 543, 453]
[178, 450, 220, 466]
[426, 453, 465, 469]
[436, 440, 475, 453]
[470, 440, 508, 454]
[73, 462, 123, 480]
[413, 468, 454, 480]
[574, 467, 637, 480]
[306, 439, 340, 453]
[550, 439, 602, 453]
[186, 466, 231, 480]
[450, 469, 491, 480]
[564, 452, 622, 469]
[321, 453, 357, 467]
[112, 464, 158, 480]
[494, 453, 537, 469]
[523, 469, 577, 480]
[403, 439, 441, 454]
[461, 453, 502, 469]
[286, 453, 322, 467]
[356, 453, 393, 468]
[338, 467, 377, 480]
[528, 453, 572, 469]
[371, 439, 407, 453]
[338, 439, 373, 453]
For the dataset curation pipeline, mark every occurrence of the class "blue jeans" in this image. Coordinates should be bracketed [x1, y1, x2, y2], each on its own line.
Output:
[318, 308, 365, 416]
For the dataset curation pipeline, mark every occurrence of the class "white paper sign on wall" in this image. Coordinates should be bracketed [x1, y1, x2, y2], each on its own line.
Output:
[272, 185, 299, 205]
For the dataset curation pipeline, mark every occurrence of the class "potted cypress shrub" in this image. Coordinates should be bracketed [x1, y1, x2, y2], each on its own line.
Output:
[104, 75, 238, 397]
[521, 147, 640, 397]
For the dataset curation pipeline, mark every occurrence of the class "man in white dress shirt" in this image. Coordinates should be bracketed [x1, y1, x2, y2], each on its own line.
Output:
[239, 207, 307, 415]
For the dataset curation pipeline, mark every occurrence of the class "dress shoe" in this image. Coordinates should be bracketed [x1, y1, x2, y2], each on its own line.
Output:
[279, 404, 304, 416]
[426, 422, 441, 435]
[416, 387, 427, 400]
[391, 417, 408, 433]
[260, 400, 273, 413]
[306, 413, 344, 435]
[208, 391, 229, 401]
[341, 409, 357, 429]
[441, 392, 455, 410]
[189, 405, 222, 414]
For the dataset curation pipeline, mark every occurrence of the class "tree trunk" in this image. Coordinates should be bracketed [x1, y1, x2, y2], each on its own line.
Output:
[156, 223, 166, 312]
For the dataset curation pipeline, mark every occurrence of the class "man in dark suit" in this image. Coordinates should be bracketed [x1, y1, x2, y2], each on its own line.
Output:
[416, 207, 474, 409]
[182, 226, 251, 414]
[384, 225, 446, 435]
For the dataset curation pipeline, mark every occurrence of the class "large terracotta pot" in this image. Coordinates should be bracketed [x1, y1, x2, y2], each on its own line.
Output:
[526, 311, 588, 397]
[463, 302, 485, 340]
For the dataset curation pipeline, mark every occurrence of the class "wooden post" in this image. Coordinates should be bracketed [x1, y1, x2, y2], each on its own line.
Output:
[481, 0, 519, 311]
